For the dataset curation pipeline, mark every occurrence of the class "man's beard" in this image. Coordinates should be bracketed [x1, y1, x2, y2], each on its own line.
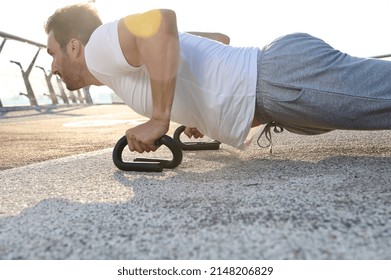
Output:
[61, 64, 84, 91]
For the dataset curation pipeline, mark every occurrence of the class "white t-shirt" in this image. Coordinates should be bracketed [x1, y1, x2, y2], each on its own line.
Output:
[85, 20, 259, 149]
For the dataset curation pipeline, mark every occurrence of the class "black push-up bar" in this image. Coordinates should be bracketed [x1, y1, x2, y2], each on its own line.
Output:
[173, 125, 221, 151]
[112, 135, 183, 172]
[113, 126, 221, 172]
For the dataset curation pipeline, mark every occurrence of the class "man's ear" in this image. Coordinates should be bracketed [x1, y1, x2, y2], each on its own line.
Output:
[67, 38, 83, 58]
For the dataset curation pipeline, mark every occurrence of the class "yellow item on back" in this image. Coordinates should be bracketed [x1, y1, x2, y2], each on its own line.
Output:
[124, 10, 162, 38]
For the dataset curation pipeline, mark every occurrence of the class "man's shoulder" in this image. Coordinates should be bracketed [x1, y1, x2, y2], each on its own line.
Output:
[85, 20, 122, 75]
[88, 20, 119, 45]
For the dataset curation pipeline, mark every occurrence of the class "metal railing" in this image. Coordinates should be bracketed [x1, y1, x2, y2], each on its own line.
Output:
[0, 31, 93, 108]
[372, 54, 391, 59]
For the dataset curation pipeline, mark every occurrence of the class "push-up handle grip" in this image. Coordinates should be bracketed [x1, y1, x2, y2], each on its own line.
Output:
[112, 135, 183, 172]
[173, 125, 221, 151]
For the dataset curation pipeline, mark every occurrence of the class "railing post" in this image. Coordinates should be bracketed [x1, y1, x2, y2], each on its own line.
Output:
[0, 38, 6, 53]
[68, 90, 77, 104]
[10, 48, 41, 106]
[0, 38, 6, 107]
[36, 66, 58, 105]
[76, 89, 85, 104]
[55, 76, 69, 104]
[83, 86, 94, 104]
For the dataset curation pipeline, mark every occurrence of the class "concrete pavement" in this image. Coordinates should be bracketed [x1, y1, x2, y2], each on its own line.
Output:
[0, 104, 148, 170]
[1, 105, 391, 259]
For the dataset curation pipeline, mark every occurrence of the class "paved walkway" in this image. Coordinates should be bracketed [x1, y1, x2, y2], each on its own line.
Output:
[0, 105, 149, 170]
[1, 105, 391, 259]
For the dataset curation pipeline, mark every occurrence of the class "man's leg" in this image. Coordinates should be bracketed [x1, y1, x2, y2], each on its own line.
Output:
[255, 33, 391, 134]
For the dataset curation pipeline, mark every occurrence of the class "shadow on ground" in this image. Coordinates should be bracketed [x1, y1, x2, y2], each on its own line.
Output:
[1, 147, 390, 259]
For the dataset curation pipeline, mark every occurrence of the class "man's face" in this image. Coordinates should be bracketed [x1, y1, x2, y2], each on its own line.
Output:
[47, 31, 83, 91]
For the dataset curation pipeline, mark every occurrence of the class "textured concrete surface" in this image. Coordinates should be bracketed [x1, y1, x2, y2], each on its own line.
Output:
[0, 104, 152, 170]
[1, 105, 391, 259]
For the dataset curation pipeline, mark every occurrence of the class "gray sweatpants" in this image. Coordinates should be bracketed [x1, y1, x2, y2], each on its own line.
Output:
[255, 33, 391, 135]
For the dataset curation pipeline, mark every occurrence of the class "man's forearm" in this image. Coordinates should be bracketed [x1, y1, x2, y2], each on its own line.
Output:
[150, 76, 176, 125]
[147, 10, 179, 125]
[186, 32, 230, 45]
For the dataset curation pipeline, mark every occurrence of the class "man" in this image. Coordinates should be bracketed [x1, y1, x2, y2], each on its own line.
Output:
[45, 4, 391, 154]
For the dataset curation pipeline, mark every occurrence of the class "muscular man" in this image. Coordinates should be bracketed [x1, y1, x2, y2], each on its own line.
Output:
[45, 4, 391, 153]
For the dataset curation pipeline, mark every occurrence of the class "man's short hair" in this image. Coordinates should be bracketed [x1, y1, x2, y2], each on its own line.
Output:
[44, 3, 102, 51]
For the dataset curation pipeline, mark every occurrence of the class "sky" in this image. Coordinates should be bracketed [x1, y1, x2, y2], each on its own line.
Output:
[1, 0, 391, 105]
[1, 0, 390, 55]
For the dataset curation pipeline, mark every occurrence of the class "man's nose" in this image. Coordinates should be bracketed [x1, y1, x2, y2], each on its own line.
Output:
[51, 61, 58, 75]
